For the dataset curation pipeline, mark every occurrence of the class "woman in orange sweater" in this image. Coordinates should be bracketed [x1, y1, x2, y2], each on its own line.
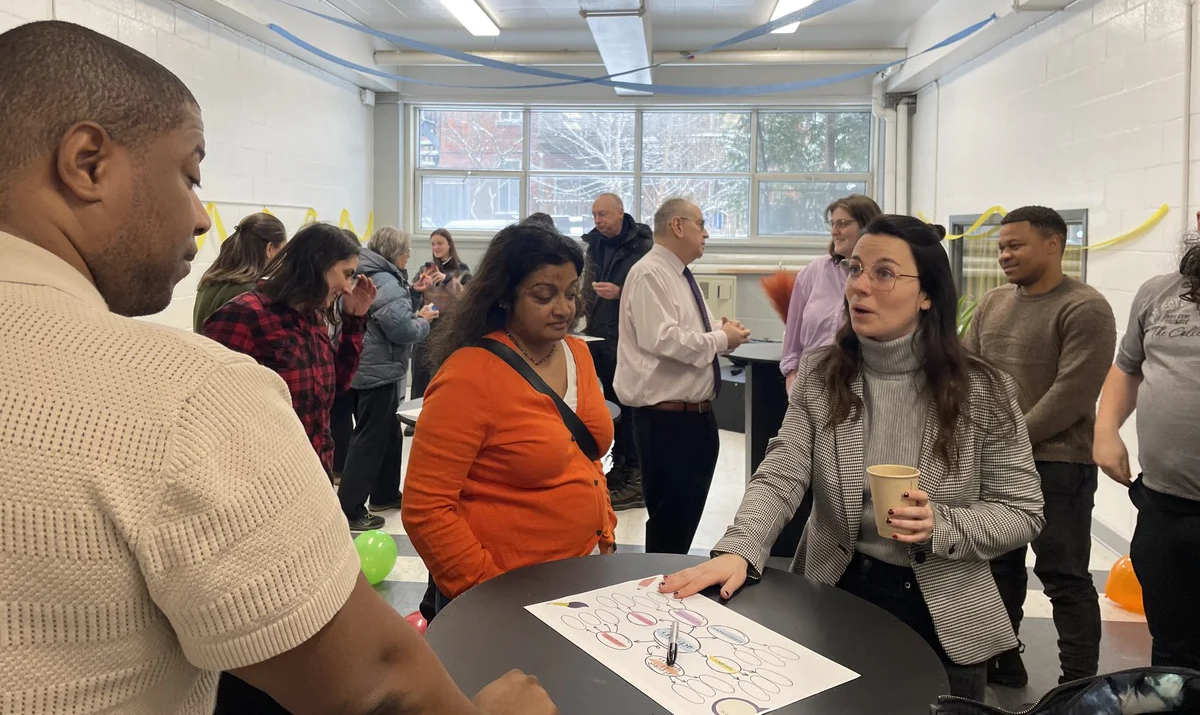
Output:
[402, 223, 616, 611]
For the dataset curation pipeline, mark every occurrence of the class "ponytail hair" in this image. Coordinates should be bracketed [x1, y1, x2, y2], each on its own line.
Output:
[197, 212, 287, 289]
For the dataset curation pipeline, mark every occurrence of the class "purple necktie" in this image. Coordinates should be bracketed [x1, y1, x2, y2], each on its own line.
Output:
[683, 267, 722, 398]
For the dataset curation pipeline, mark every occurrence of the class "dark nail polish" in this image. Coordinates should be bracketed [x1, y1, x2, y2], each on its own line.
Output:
[892, 534, 899, 540]
[887, 509, 894, 515]
[886, 518, 892, 524]
[903, 492, 909, 498]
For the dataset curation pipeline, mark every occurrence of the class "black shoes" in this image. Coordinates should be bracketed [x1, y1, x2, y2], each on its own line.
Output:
[369, 499, 402, 513]
[987, 642, 1029, 689]
[349, 513, 385, 532]
[608, 468, 645, 511]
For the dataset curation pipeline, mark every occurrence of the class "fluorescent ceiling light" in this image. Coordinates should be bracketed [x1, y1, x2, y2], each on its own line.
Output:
[436, 0, 499, 36]
[584, 12, 652, 96]
[769, 0, 814, 34]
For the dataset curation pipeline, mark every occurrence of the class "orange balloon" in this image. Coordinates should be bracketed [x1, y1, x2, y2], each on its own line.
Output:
[1105, 555, 1144, 614]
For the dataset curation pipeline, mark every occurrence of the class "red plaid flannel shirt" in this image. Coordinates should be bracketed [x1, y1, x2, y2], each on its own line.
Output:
[203, 291, 365, 474]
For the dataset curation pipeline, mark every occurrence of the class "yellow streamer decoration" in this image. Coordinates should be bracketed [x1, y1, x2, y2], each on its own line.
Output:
[337, 208, 374, 242]
[196, 202, 229, 252]
[915, 204, 1170, 251]
[1088, 204, 1170, 250]
[198, 204, 375, 251]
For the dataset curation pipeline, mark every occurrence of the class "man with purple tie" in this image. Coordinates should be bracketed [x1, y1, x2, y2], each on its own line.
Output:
[615, 198, 751, 554]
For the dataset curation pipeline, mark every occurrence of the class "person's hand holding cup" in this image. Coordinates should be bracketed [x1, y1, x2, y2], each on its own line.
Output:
[866, 465, 933, 543]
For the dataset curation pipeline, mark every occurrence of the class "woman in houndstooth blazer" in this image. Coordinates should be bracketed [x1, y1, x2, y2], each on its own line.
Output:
[663, 215, 1045, 701]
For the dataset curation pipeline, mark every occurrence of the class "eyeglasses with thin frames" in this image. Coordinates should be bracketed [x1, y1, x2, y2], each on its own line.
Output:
[840, 258, 919, 293]
[829, 219, 858, 231]
[675, 216, 707, 231]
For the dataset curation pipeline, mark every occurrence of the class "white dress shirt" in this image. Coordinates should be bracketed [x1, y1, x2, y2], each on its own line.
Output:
[614, 243, 731, 406]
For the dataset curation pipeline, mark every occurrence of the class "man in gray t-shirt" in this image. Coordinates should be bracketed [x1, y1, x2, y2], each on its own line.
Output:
[1094, 239, 1200, 671]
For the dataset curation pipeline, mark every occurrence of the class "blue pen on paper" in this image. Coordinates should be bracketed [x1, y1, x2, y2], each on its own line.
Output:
[666, 618, 679, 667]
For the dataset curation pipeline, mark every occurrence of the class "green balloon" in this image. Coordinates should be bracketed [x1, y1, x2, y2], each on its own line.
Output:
[354, 529, 398, 585]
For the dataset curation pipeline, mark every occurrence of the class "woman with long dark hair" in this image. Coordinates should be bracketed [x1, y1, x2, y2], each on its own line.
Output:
[661, 215, 1045, 700]
[203, 222, 376, 479]
[402, 223, 615, 614]
[1093, 229, 1200, 671]
[192, 212, 286, 331]
[204, 223, 376, 714]
[772, 194, 883, 558]
[408, 227, 472, 401]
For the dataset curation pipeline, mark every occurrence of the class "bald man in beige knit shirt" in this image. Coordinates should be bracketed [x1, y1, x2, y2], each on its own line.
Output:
[0, 21, 555, 715]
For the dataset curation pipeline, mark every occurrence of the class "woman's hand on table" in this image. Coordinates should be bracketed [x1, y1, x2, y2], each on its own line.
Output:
[887, 489, 934, 543]
[659, 553, 749, 600]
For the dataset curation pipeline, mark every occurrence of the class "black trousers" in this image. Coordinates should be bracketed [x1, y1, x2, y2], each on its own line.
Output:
[838, 554, 986, 701]
[990, 461, 1100, 681]
[330, 389, 357, 475]
[337, 382, 403, 521]
[589, 339, 638, 487]
[632, 408, 719, 554]
[215, 672, 290, 714]
[1130, 476, 1200, 670]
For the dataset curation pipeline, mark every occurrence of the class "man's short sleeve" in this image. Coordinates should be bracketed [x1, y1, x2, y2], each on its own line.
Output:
[133, 361, 360, 671]
[1116, 280, 1155, 376]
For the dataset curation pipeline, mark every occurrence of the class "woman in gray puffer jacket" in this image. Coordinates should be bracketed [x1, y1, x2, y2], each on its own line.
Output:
[338, 227, 438, 531]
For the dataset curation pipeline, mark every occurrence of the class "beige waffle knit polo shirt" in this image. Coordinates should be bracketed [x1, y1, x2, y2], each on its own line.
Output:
[0, 231, 361, 714]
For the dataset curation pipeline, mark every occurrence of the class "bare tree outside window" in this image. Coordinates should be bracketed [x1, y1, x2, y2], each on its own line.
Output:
[414, 107, 873, 239]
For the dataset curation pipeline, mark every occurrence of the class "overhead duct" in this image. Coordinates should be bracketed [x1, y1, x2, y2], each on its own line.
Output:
[373, 48, 906, 67]
[579, 0, 652, 95]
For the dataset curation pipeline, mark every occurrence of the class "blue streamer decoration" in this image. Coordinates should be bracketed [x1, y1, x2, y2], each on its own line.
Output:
[280, 0, 859, 87]
[267, 9, 998, 96]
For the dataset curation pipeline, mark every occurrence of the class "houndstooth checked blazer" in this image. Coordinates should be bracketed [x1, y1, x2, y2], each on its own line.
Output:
[713, 353, 1045, 666]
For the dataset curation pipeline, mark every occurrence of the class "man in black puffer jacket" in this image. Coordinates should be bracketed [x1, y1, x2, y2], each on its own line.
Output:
[582, 193, 653, 510]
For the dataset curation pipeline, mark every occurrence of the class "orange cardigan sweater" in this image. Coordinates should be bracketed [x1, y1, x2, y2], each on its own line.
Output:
[401, 332, 617, 598]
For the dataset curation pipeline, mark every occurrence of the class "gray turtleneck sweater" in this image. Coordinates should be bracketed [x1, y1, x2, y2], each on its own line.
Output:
[856, 331, 927, 566]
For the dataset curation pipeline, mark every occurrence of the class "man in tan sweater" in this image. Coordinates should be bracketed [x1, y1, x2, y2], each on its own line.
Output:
[0, 20, 554, 715]
[964, 206, 1116, 688]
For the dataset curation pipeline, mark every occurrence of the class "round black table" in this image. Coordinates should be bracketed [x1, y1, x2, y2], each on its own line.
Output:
[426, 553, 949, 714]
[397, 397, 621, 427]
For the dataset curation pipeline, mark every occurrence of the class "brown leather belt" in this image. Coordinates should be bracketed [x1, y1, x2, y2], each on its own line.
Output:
[644, 401, 713, 413]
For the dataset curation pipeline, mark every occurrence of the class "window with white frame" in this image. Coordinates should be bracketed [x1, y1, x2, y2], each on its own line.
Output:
[413, 107, 873, 240]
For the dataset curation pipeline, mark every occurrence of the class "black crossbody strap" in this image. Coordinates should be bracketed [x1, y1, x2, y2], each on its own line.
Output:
[476, 338, 600, 462]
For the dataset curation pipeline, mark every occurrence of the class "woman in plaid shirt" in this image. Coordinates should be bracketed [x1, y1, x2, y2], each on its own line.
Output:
[203, 222, 377, 479]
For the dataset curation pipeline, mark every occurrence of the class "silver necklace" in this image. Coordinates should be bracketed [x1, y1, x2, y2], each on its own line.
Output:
[506, 329, 557, 366]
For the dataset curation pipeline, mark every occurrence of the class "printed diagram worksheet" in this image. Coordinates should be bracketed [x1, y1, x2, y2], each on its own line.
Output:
[526, 575, 860, 714]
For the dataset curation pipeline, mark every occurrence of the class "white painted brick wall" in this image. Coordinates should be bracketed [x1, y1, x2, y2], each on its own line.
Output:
[0, 0, 374, 332]
[911, 0, 1197, 543]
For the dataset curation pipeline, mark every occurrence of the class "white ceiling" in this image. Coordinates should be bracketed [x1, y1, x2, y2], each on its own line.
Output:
[322, 0, 940, 52]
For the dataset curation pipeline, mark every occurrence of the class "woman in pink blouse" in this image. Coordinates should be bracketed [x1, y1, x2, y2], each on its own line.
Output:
[781, 194, 882, 392]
